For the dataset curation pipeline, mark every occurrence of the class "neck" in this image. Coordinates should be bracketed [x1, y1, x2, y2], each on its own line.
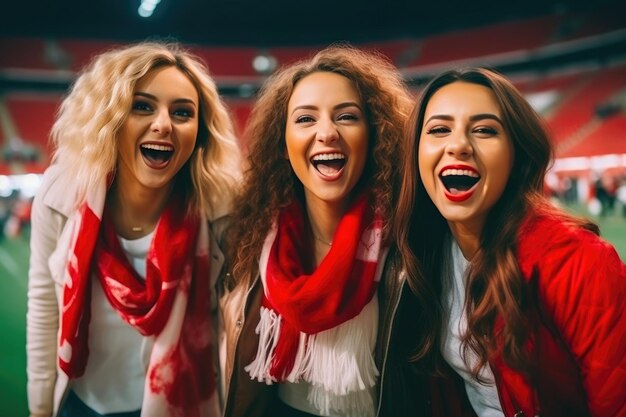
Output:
[304, 194, 346, 266]
[107, 178, 174, 239]
[448, 219, 483, 261]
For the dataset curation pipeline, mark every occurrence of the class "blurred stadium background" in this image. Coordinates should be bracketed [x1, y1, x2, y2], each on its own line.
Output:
[1, 0, 626, 415]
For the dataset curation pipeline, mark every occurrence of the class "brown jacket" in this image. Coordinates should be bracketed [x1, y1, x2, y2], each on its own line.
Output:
[219, 248, 430, 417]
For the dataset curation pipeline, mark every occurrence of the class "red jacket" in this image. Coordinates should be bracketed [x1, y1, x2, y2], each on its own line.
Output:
[431, 212, 626, 417]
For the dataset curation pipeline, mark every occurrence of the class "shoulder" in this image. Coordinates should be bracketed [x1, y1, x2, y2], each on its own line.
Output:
[34, 164, 79, 218]
[517, 209, 625, 296]
[517, 210, 608, 267]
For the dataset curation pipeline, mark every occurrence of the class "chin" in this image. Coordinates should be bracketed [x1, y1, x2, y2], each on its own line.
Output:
[437, 207, 473, 223]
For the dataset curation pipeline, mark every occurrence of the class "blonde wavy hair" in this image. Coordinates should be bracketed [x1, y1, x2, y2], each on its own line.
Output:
[229, 44, 413, 287]
[51, 41, 241, 218]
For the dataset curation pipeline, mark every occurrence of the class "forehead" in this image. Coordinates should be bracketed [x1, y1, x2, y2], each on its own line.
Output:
[288, 71, 361, 108]
[425, 81, 501, 116]
[134, 66, 198, 98]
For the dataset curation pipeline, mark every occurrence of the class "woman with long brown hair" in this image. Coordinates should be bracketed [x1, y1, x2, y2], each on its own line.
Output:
[220, 45, 413, 417]
[395, 67, 626, 416]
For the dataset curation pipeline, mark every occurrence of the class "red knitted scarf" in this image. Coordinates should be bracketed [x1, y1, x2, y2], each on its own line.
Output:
[246, 192, 385, 417]
[58, 192, 217, 417]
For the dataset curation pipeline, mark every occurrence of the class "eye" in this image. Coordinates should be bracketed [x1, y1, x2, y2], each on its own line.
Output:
[337, 113, 359, 122]
[425, 126, 451, 136]
[132, 100, 153, 113]
[472, 126, 498, 137]
[295, 115, 315, 124]
[172, 107, 195, 120]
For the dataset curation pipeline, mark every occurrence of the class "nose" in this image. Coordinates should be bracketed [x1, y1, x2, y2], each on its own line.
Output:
[446, 131, 473, 158]
[315, 118, 339, 144]
[152, 109, 172, 136]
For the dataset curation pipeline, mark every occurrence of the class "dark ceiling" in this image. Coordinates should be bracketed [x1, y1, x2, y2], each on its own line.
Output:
[0, 0, 608, 46]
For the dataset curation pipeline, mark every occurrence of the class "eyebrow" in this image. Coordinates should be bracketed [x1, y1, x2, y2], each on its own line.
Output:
[425, 113, 503, 124]
[290, 101, 363, 116]
[134, 92, 197, 107]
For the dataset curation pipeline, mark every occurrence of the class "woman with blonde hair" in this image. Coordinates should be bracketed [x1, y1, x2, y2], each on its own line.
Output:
[220, 45, 413, 417]
[27, 42, 240, 417]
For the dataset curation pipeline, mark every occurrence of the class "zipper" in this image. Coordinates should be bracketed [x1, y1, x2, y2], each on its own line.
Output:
[375, 266, 406, 417]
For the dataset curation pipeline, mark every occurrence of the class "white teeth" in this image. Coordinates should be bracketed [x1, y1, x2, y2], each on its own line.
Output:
[141, 143, 174, 152]
[440, 169, 479, 178]
[312, 153, 345, 161]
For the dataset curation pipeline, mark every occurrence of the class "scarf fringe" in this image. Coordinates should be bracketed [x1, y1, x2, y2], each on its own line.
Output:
[245, 297, 379, 417]
[309, 385, 375, 417]
[245, 306, 281, 384]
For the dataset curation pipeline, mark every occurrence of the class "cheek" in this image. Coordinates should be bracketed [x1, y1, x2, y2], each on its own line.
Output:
[417, 141, 435, 179]
[417, 140, 441, 200]
[116, 128, 136, 161]
[484, 145, 514, 204]
[284, 141, 307, 179]
[284, 125, 299, 156]
[180, 125, 199, 150]
[493, 143, 514, 181]
[117, 124, 134, 148]
[284, 130, 308, 163]
[285, 143, 299, 167]
[493, 160, 513, 195]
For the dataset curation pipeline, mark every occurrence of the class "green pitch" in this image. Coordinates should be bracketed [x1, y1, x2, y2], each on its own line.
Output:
[0, 234, 29, 417]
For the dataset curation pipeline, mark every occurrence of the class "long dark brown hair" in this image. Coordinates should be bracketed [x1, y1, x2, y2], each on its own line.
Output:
[394, 68, 598, 378]
[228, 45, 413, 289]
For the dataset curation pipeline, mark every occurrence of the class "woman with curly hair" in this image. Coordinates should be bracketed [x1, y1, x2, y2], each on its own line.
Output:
[27, 42, 241, 417]
[394, 67, 626, 416]
[220, 45, 413, 417]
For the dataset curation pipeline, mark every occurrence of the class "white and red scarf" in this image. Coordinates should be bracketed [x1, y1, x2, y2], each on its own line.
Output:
[57, 182, 219, 417]
[246, 193, 388, 417]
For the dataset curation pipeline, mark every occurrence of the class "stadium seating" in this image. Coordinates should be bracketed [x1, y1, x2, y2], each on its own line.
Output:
[1, 8, 625, 175]
[3, 94, 60, 165]
[409, 15, 560, 67]
[544, 64, 626, 148]
[561, 114, 626, 158]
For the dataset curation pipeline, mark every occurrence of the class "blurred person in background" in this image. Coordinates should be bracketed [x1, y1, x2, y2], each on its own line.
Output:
[27, 42, 241, 417]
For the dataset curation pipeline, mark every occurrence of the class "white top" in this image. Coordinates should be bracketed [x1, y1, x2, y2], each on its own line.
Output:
[440, 240, 504, 417]
[277, 294, 379, 417]
[278, 381, 344, 416]
[71, 231, 155, 414]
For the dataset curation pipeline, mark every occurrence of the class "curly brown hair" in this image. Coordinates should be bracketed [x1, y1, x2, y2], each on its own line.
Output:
[394, 67, 598, 379]
[228, 45, 413, 288]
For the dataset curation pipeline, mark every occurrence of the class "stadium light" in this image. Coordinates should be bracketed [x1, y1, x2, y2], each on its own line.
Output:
[252, 53, 277, 75]
[138, 0, 161, 18]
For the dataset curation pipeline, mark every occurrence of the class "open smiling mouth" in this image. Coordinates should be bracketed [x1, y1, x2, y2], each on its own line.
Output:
[311, 152, 346, 177]
[440, 168, 480, 196]
[140, 143, 174, 168]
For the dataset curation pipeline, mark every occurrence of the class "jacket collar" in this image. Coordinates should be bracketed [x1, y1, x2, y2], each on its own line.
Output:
[40, 164, 230, 223]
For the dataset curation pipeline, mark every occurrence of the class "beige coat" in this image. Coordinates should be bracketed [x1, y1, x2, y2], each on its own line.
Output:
[26, 165, 228, 416]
